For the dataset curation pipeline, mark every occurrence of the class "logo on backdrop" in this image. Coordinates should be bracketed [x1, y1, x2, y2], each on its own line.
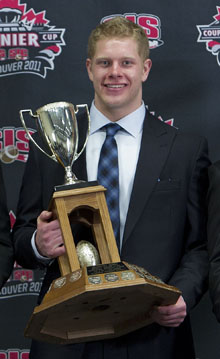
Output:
[197, 6, 220, 66]
[0, 210, 43, 300]
[0, 0, 65, 78]
[0, 126, 35, 164]
[0, 349, 29, 359]
[0, 261, 43, 299]
[101, 13, 164, 50]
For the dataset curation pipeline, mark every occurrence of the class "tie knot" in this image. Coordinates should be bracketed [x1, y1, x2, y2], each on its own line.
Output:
[104, 123, 121, 137]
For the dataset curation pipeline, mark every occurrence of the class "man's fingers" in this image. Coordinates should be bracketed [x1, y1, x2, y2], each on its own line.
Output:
[38, 210, 53, 222]
[150, 296, 187, 327]
[35, 210, 64, 258]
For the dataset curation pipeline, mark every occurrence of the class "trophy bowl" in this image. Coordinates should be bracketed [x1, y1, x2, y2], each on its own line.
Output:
[20, 101, 90, 185]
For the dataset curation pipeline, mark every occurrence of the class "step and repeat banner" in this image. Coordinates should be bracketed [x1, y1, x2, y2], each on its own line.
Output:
[0, 0, 220, 358]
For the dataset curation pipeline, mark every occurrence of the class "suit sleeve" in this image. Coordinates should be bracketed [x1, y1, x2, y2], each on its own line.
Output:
[0, 164, 14, 288]
[168, 137, 210, 311]
[13, 140, 48, 270]
[207, 162, 220, 321]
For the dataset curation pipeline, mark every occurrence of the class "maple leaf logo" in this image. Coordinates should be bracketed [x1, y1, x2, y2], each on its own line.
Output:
[0, 0, 66, 77]
[197, 6, 220, 66]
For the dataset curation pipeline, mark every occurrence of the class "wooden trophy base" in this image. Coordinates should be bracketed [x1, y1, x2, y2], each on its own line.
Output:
[24, 183, 181, 344]
[25, 261, 181, 344]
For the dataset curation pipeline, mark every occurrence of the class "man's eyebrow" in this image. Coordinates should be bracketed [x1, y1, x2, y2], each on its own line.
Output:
[95, 56, 135, 60]
[95, 57, 110, 61]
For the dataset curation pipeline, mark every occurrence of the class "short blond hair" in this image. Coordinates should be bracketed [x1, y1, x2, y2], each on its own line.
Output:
[87, 17, 150, 61]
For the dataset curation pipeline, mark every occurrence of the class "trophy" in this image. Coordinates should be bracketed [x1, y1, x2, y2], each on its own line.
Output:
[20, 101, 90, 186]
[19, 102, 181, 345]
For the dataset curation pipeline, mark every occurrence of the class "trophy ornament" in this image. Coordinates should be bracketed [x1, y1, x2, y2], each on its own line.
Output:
[19, 102, 90, 185]
[76, 240, 101, 267]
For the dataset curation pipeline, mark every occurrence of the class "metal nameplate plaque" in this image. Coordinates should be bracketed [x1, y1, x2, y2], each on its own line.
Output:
[87, 262, 128, 276]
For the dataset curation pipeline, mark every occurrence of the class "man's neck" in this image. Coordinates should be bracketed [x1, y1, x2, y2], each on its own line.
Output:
[94, 103, 143, 122]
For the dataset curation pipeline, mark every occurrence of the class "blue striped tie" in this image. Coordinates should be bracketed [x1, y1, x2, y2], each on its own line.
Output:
[97, 123, 121, 249]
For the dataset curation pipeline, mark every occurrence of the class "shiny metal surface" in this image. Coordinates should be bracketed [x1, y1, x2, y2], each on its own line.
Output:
[36, 102, 78, 169]
[20, 101, 90, 185]
[76, 240, 101, 267]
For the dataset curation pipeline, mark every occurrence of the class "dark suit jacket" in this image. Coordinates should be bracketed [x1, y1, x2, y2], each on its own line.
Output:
[13, 110, 210, 359]
[0, 163, 14, 288]
[207, 161, 220, 321]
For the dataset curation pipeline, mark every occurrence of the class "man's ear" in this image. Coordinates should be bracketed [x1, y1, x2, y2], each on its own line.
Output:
[86, 58, 93, 82]
[142, 58, 152, 83]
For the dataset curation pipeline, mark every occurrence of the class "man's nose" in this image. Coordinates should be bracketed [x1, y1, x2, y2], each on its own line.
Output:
[109, 62, 122, 77]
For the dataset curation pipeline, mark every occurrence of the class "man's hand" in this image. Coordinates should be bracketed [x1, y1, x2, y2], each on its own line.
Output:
[150, 295, 187, 327]
[35, 210, 65, 258]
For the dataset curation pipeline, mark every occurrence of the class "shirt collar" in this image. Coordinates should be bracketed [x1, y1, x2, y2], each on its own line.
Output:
[89, 101, 146, 137]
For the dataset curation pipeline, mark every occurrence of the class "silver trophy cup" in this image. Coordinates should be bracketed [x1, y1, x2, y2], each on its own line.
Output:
[20, 101, 90, 185]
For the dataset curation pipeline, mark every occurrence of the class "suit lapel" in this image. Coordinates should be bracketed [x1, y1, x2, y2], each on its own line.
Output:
[122, 111, 177, 246]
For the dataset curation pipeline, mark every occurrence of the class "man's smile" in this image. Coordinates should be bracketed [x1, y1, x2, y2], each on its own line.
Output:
[104, 84, 127, 88]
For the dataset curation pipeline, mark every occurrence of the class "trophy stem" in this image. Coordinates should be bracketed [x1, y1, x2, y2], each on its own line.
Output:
[64, 166, 83, 185]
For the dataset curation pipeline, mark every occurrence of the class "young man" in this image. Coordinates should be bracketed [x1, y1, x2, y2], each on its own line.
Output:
[13, 17, 210, 358]
[0, 162, 14, 288]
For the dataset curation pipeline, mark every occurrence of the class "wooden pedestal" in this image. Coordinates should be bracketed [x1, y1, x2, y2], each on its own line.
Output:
[24, 183, 181, 344]
[50, 184, 121, 276]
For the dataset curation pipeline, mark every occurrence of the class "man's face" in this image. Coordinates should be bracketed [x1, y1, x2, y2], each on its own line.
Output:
[86, 37, 152, 120]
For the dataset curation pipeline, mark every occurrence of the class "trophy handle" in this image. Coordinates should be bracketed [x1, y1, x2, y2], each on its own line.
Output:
[74, 104, 91, 160]
[19, 109, 57, 162]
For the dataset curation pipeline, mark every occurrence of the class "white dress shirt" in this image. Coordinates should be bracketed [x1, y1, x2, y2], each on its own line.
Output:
[86, 101, 146, 249]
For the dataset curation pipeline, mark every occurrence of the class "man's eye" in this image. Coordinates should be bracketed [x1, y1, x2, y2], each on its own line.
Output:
[122, 60, 132, 65]
[99, 60, 109, 66]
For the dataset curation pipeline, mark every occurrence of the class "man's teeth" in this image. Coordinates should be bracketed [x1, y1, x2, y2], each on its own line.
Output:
[106, 84, 125, 88]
